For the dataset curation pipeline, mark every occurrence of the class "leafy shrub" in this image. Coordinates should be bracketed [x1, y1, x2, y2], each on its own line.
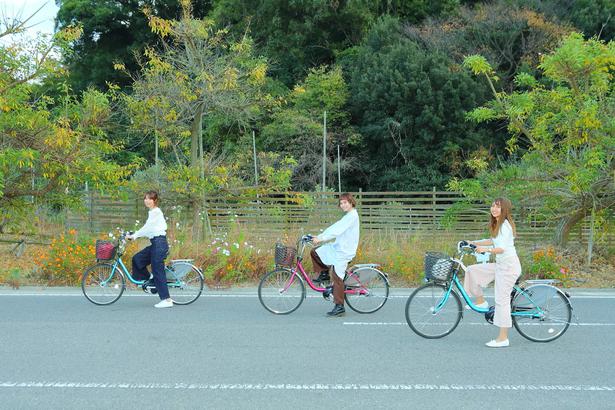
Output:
[527, 246, 571, 284]
[34, 229, 141, 285]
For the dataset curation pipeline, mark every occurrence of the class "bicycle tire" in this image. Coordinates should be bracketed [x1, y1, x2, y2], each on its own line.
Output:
[405, 282, 462, 339]
[166, 262, 204, 305]
[512, 284, 572, 342]
[258, 269, 305, 314]
[81, 263, 125, 305]
[344, 267, 389, 314]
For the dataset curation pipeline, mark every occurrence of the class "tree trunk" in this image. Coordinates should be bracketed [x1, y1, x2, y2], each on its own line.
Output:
[554, 209, 586, 246]
[190, 103, 204, 169]
[190, 103, 205, 240]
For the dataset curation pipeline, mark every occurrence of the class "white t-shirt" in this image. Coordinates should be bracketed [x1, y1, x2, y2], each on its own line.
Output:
[491, 219, 517, 261]
[133, 207, 167, 239]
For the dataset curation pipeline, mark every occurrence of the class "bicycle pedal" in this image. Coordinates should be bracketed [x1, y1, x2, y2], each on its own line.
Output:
[142, 285, 158, 295]
[322, 286, 333, 300]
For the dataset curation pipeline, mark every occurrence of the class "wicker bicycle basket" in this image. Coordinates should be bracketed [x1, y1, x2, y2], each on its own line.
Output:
[424, 252, 455, 282]
[274, 243, 297, 267]
[95, 240, 117, 261]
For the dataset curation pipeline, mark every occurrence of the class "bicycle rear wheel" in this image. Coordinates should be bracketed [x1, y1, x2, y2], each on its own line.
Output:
[258, 269, 305, 314]
[405, 283, 462, 339]
[82, 263, 125, 305]
[512, 284, 571, 342]
[166, 262, 204, 305]
[344, 267, 389, 313]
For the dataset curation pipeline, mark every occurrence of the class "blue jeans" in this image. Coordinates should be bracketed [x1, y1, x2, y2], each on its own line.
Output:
[132, 236, 170, 300]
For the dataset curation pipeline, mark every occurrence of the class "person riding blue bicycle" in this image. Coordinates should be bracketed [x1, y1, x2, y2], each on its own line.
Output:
[310, 192, 360, 317]
[464, 197, 522, 348]
[126, 190, 173, 309]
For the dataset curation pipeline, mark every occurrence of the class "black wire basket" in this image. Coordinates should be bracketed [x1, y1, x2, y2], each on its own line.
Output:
[424, 252, 455, 282]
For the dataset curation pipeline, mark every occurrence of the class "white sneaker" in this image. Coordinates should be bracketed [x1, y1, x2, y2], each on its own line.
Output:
[465, 301, 489, 310]
[154, 299, 173, 308]
[485, 339, 509, 348]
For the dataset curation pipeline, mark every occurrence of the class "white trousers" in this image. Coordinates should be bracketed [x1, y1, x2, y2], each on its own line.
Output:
[464, 257, 522, 328]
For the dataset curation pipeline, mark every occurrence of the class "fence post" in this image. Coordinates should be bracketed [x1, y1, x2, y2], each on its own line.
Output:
[432, 186, 436, 229]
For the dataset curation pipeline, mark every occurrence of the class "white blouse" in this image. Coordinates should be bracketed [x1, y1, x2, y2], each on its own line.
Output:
[133, 207, 167, 239]
[491, 219, 517, 261]
[315, 208, 360, 278]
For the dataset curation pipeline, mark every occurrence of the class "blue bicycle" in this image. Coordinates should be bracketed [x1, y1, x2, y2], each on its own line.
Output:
[81, 232, 204, 306]
[405, 241, 572, 342]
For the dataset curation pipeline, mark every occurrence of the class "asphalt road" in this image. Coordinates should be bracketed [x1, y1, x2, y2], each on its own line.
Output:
[1, 287, 614, 410]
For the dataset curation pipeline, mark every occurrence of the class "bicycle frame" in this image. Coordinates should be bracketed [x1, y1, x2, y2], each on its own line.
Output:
[280, 237, 372, 296]
[106, 257, 144, 285]
[433, 252, 551, 320]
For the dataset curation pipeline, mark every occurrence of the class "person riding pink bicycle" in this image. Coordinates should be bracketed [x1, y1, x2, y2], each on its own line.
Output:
[310, 192, 360, 317]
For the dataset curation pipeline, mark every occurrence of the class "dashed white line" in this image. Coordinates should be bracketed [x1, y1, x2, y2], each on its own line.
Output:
[343, 322, 615, 326]
[0, 381, 613, 392]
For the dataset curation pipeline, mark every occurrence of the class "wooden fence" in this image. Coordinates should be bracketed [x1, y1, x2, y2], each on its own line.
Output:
[64, 190, 609, 246]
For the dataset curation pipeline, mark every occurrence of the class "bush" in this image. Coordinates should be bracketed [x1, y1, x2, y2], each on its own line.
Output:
[527, 246, 571, 285]
[34, 229, 142, 285]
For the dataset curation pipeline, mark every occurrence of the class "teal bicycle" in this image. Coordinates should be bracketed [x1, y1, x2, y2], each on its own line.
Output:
[405, 241, 572, 342]
[81, 232, 204, 306]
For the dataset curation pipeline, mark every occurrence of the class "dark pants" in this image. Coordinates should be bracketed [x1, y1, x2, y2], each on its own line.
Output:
[310, 249, 344, 305]
[132, 236, 170, 300]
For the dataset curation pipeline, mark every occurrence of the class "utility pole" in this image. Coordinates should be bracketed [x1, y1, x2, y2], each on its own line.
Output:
[322, 110, 327, 191]
[337, 144, 341, 193]
[252, 130, 258, 186]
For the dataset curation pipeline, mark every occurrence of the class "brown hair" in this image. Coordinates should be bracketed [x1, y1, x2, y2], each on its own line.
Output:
[339, 192, 356, 208]
[489, 197, 517, 238]
[144, 190, 159, 205]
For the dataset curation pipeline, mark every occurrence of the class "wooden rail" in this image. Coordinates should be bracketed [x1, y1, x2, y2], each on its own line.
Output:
[64, 191, 612, 247]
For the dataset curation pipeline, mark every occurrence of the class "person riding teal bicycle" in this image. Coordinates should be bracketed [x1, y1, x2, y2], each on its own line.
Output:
[126, 190, 173, 309]
[464, 197, 522, 348]
[311, 192, 360, 317]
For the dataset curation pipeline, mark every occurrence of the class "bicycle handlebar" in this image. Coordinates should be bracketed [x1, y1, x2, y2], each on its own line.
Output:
[457, 240, 488, 255]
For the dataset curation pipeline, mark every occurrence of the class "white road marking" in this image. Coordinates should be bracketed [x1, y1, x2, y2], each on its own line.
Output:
[0, 381, 613, 392]
[343, 322, 615, 326]
[1, 293, 614, 299]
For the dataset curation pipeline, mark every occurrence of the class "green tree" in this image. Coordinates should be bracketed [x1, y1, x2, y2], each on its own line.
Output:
[210, 0, 375, 86]
[123, 1, 298, 236]
[126, 0, 268, 175]
[457, 34, 615, 255]
[522, 0, 615, 42]
[56, 0, 213, 92]
[406, 0, 572, 89]
[343, 16, 496, 190]
[261, 66, 355, 190]
[0, 18, 128, 232]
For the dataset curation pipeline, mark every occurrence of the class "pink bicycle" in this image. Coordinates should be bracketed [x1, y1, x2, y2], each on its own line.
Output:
[258, 235, 389, 314]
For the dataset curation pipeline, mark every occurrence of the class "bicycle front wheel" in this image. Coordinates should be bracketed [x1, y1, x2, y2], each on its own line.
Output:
[512, 284, 572, 342]
[405, 283, 462, 339]
[82, 263, 125, 305]
[258, 269, 305, 314]
[344, 267, 389, 314]
[166, 263, 204, 305]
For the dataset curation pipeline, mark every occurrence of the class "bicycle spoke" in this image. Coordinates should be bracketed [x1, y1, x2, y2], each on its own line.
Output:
[258, 269, 305, 314]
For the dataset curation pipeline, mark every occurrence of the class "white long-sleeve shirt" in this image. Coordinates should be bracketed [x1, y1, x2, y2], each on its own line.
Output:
[491, 219, 517, 262]
[133, 207, 167, 239]
[315, 208, 360, 278]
